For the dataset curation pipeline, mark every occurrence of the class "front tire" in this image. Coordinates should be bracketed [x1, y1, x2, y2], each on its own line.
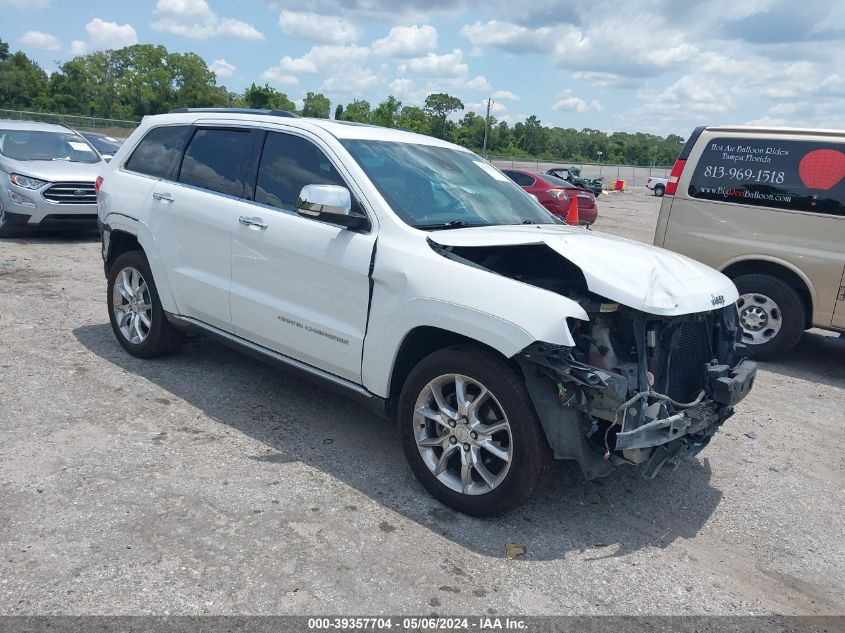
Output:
[107, 250, 183, 358]
[398, 346, 551, 516]
[734, 274, 805, 360]
[0, 209, 21, 237]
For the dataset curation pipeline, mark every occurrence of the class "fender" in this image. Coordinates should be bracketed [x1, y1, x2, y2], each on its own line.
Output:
[720, 253, 818, 310]
[361, 236, 588, 398]
[102, 212, 179, 315]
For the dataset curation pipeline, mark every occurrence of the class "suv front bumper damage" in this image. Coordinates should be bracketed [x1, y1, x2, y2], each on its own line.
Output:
[517, 345, 758, 480]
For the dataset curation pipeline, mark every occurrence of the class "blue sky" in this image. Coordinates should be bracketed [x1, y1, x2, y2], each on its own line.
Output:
[2, 0, 844, 135]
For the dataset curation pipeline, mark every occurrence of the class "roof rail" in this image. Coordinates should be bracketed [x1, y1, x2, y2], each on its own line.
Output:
[169, 107, 299, 118]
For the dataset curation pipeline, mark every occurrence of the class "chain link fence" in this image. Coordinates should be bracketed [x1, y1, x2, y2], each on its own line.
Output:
[0, 108, 139, 138]
[488, 157, 672, 187]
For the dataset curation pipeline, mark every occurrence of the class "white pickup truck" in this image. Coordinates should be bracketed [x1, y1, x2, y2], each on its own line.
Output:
[96, 108, 757, 515]
[647, 176, 668, 196]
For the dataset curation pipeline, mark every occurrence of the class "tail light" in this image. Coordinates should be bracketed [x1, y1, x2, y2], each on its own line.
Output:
[665, 159, 686, 196]
[95, 176, 103, 195]
[548, 188, 570, 200]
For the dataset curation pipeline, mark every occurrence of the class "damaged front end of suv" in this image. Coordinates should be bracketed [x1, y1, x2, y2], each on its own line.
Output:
[429, 228, 758, 480]
[516, 301, 756, 479]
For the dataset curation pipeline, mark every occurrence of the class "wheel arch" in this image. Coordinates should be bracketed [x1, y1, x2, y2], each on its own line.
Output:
[721, 256, 814, 328]
[383, 326, 521, 418]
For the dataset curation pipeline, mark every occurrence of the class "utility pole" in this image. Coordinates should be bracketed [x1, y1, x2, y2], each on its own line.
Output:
[482, 97, 493, 157]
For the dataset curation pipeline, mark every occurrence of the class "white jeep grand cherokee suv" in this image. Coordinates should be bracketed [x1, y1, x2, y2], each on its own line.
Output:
[97, 109, 757, 516]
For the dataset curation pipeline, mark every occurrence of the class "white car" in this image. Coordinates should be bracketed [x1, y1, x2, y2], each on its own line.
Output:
[647, 176, 668, 197]
[96, 109, 757, 515]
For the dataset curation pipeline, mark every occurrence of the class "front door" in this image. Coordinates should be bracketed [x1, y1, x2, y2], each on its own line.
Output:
[833, 265, 845, 329]
[230, 130, 376, 383]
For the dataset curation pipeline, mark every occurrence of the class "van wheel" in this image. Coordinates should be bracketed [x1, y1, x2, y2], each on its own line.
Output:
[107, 250, 183, 358]
[654, 184, 665, 197]
[398, 346, 551, 516]
[734, 274, 805, 360]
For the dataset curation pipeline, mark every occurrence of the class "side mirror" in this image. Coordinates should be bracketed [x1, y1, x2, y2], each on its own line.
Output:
[295, 184, 366, 230]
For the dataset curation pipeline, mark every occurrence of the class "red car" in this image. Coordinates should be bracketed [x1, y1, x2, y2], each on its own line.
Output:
[503, 169, 598, 225]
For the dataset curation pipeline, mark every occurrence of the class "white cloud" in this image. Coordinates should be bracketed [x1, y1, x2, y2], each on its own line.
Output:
[152, 0, 263, 40]
[263, 45, 374, 93]
[279, 10, 359, 44]
[371, 25, 437, 58]
[466, 75, 491, 91]
[552, 90, 602, 113]
[259, 68, 299, 85]
[19, 31, 61, 51]
[491, 90, 519, 101]
[461, 20, 552, 53]
[399, 49, 468, 78]
[76, 18, 138, 52]
[210, 58, 236, 78]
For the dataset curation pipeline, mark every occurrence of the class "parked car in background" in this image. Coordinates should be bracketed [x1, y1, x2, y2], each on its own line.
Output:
[655, 125, 845, 358]
[503, 168, 598, 224]
[647, 176, 668, 196]
[0, 120, 105, 236]
[78, 131, 123, 162]
[96, 108, 755, 515]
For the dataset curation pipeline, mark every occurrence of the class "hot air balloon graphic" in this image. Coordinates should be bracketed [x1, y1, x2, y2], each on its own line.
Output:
[798, 149, 845, 190]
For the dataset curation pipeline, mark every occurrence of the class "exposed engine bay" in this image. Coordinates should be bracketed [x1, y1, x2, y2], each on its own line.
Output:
[432, 240, 758, 479]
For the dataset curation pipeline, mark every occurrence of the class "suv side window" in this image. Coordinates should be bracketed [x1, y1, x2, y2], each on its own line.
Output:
[255, 132, 358, 212]
[689, 137, 845, 217]
[124, 125, 192, 179]
[178, 128, 252, 197]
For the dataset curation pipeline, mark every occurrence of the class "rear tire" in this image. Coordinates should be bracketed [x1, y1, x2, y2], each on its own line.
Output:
[398, 346, 551, 516]
[107, 250, 183, 358]
[654, 184, 665, 197]
[733, 273, 805, 360]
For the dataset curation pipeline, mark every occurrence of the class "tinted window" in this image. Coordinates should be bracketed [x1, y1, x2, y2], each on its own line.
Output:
[125, 125, 191, 178]
[179, 128, 251, 197]
[504, 171, 535, 187]
[255, 132, 351, 211]
[689, 137, 845, 216]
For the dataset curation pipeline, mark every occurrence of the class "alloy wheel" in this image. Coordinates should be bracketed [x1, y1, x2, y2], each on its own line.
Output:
[413, 373, 513, 495]
[737, 292, 783, 345]
[112, 266, 153, 345]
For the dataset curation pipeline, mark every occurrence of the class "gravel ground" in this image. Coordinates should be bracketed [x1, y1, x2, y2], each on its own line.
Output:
[0, 189, 843, 616]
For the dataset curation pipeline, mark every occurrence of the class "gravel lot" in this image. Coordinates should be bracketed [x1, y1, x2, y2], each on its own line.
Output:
[0, 189, 843, 616]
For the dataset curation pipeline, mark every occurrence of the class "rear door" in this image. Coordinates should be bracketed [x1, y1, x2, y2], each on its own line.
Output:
[229, 129, 376, 383]
[833, 267, 845, 329]
[147, 125, 256, 332]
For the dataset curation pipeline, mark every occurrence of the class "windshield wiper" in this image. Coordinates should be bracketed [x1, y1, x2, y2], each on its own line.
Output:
[413, 220, 478, 230]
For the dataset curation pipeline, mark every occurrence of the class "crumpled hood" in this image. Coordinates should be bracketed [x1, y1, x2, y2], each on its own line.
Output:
[429, 224, 738, 316]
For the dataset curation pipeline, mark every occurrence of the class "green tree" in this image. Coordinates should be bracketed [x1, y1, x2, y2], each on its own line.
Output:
[423, 93, 464, 139]
[398, 105, 429, 134]
[341, 99, 371, 123]
[334, 104, 344, 120]
[0, 40, 49, 110]
[371, 95, 401, 128]
[302, 92, 331, 118]
[243, 83, 296, 111]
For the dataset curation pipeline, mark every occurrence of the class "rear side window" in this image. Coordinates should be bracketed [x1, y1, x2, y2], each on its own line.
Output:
[688, 137, 845, 217]
[504, 171, 535, 187]
[179, 128, 251, 197]
[124, 125, 192, 179]
[255, 132, 353, 211]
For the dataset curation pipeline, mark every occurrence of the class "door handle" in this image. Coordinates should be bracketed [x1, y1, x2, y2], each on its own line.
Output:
[239, 216, 268, 229]
[152, 191, 174, 202]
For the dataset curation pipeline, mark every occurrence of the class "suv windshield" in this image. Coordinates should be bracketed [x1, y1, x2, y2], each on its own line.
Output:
[0, 129, 100, 163]
[342, 139, 557, 228]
